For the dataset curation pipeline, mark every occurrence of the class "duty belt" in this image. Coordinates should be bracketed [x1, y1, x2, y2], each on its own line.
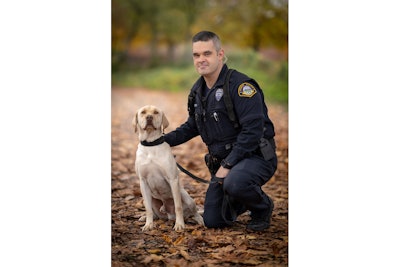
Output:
[207, 143, 233, 159]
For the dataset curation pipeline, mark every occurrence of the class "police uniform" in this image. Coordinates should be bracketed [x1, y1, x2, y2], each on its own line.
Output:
[164, 64, 277, 229]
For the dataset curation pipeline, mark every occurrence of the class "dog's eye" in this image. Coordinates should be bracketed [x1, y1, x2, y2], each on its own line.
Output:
[154, 110, 159, 115]
[141, 110, 146, 114]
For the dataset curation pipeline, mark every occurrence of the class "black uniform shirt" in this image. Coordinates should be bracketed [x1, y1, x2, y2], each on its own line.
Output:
[164, 64, 275, 167]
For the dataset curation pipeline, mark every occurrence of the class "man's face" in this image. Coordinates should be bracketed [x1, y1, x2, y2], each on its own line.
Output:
[192, 40, 224, 77]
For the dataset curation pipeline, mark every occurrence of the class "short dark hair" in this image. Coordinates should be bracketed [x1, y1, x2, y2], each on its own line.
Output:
[192, 31, 222, 51]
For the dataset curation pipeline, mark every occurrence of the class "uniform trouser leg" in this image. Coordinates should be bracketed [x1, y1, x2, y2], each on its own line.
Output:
[203, 182, 247, 228]
[203, 182, 227, 228]
[203, 155, 277, 228]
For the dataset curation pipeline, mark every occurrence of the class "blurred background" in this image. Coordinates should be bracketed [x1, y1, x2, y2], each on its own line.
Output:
[112, 0, 288, 104]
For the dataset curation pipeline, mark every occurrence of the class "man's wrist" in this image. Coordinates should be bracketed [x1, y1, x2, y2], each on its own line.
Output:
[220, 159, 233, 169]
[213, 176, 225, 184]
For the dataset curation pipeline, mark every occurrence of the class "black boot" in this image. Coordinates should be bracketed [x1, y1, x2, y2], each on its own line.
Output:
[246, 195, 274, 231]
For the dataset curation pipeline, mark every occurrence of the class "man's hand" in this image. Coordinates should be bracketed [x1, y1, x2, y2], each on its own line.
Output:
[215, 167, 230, 184]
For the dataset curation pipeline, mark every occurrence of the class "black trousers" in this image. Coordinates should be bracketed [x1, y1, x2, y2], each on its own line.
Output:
[203, 154, 277, 228]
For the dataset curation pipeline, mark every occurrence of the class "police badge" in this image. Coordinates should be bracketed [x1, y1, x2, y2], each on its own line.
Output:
[215, 88, 223, 101]
[238, 82, 257, 97]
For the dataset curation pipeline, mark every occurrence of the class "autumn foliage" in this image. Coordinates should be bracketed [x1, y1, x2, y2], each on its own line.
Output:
[112, 88, 288, 266]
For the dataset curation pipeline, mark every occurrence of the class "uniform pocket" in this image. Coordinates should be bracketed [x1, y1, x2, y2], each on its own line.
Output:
[205, 110, 235, 140]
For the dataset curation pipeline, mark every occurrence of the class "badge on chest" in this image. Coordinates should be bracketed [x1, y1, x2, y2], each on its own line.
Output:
[215, 88, 223, 101]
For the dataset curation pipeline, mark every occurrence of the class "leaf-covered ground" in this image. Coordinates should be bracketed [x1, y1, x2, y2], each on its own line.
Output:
[112, 88, 288, 266]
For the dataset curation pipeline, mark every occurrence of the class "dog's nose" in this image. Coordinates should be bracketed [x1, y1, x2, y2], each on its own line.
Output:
[146, 115, 153, 121]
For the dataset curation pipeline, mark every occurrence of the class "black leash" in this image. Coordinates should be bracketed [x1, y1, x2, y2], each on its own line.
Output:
[176, 162, 210, 184]
[177, 158, 242, 225]
[140, 137, 210, 184]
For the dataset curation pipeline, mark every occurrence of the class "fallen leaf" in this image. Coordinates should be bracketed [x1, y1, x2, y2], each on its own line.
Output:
[240, 258, 263, 265]
[221, 245, 235, 253]
[210, 253, 223, 260]
[247, 249, 268, 256]
[146, 248, 161, 254]
[162, 234, 172, 244]
[124, 195, 134, 201]
[191, 229, 203, 237]
[173, 235, 186, 246]
[142, 254, 163, 264]
[179, 249, 191, 261]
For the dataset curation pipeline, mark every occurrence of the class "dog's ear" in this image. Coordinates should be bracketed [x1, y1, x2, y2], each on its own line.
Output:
[133, 111, 138, 133]
[161, 112, 169, 131]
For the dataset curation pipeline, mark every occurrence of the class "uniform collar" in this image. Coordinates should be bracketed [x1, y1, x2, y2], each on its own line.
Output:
[212, 64, 229, 89]
[199, 64, 229, 90]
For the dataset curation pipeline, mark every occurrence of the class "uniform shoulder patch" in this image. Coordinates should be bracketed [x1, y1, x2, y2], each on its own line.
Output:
[238, 82, 257, 97]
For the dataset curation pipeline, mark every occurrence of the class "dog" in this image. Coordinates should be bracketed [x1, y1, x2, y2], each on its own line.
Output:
[133, 105, 204, 231]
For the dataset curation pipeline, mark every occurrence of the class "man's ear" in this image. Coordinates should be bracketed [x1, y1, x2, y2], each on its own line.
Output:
[218, 48, 225, 61]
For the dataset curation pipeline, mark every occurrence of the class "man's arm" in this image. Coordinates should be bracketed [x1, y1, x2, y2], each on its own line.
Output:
[222, 81, 266, 167]
[164, 116, 199, 146]
[223, 118, 263, 166]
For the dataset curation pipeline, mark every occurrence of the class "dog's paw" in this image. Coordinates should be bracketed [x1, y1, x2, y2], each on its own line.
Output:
[193, 214, 205, 226]
[142, 222, 154, 231]
[138, 215, 146, 222]
[173, 222, 185, 231]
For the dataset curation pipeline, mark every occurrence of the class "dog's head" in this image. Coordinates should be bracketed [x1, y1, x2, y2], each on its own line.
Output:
[133, 105, 169, 141]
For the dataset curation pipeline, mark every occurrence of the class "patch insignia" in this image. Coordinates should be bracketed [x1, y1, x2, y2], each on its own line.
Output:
[215, 88, 223, 101]
[238, 82, 257, 97]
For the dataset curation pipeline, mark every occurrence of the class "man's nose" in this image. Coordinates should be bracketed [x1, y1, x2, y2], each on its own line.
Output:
[198, 55, 206, 61]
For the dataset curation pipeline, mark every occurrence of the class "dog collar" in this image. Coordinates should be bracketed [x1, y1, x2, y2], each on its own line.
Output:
[140, 136, 165, 146]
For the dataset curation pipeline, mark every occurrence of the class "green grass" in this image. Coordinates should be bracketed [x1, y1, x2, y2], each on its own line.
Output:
[112, 63, 287, 104]
[112, 66, 199, 92]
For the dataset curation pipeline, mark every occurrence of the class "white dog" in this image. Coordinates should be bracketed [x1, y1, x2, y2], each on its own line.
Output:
[133, 105, 204, 231]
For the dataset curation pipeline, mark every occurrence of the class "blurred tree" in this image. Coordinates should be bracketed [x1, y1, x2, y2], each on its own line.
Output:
[194, 0, 288, 52]
[112, 0, 206, 70]
[112, 0, 287, 70]
[111, 0, 144, 69]
[246, 0, 288, 51]
[156, 8, 188, 61]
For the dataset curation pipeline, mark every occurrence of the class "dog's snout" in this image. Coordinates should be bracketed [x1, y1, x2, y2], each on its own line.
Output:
[146, 115, 153, 121]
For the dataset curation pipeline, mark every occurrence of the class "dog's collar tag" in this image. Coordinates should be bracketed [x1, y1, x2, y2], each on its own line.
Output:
[140, 136, 165, 146]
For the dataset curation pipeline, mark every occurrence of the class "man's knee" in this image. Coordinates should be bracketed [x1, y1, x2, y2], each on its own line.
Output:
[223, 176, 248, 199]
[203, 208, 228, 228]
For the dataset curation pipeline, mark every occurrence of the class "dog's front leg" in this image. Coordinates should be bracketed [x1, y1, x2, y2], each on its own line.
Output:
[170, 178, 185, 231]
[139, 178, 154, 231]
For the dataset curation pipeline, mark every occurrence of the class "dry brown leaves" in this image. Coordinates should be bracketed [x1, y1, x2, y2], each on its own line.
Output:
[112, 88, 288, 266]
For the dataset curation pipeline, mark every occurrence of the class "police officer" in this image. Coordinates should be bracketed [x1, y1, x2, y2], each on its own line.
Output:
[164, 31, 277, 231]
